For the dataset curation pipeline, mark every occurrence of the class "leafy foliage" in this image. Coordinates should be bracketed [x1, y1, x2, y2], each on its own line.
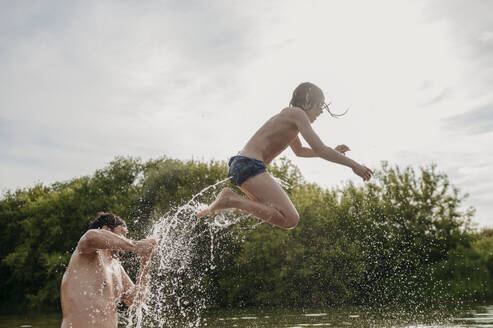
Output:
[0, 157, 490, 312]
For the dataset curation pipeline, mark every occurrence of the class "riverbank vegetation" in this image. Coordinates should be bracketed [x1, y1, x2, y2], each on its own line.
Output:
[0, 156, 491, 312]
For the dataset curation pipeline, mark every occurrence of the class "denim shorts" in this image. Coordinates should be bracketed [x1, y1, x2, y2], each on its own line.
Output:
[228, 155, 267, 186]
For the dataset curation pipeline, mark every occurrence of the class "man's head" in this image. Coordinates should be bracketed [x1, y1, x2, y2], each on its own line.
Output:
[88, 212, 128, 236]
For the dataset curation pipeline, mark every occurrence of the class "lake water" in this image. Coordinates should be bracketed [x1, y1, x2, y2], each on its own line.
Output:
[1, 303, 492, 328]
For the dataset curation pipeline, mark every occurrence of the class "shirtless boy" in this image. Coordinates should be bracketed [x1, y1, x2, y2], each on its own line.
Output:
[60, 212, 157, 328]
[197, 82, 373, 229]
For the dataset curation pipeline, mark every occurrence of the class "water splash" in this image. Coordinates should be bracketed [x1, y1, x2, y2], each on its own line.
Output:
[121, 178, 253, 328]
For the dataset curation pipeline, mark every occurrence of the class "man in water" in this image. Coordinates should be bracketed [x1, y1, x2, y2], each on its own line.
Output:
[60, 212, 157, 327]
[197, 82, 373, 229]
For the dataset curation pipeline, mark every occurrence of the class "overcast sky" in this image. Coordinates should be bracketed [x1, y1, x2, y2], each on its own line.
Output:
[1, 0, 492, 228]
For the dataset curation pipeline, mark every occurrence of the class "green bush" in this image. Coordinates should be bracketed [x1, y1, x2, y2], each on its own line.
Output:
[0, 156, 490, 312]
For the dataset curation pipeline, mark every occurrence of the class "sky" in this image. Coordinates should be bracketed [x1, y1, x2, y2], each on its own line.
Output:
[1, 0, 492, 228]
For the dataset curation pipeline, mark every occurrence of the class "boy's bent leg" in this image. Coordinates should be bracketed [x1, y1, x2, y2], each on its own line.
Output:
[239, 172, 299, 229]
[196, 173, 299, 229]
[196, 188, 239, 217]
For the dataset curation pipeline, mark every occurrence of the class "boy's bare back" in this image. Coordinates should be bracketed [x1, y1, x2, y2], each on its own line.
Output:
[240, 107, 309, 164]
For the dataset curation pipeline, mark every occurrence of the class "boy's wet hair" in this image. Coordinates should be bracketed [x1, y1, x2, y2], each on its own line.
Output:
[290, 82, 347, 117]
[290, 82, 325, 110]
[88, 212, 125, 230]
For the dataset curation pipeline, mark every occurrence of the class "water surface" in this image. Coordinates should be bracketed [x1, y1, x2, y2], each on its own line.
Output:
[2, 303, 493, 328]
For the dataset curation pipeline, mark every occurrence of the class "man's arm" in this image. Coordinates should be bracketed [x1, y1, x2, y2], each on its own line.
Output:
[78, 229, 155, 255]
[291, 109, 373, 181]
[121, 244, 156, 309]
[78, 229, 136, 254]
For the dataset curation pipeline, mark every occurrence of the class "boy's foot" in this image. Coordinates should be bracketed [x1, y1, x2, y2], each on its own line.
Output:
[196, 188, 236, 218]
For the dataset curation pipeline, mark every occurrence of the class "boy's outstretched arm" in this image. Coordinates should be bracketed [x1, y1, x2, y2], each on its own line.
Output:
[290, 136, 317, 157]
[291, 136, 350, 158]
[292, 109, 373, 181]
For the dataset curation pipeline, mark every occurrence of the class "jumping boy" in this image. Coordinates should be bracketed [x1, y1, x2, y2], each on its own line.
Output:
[196, 82, 373, 229]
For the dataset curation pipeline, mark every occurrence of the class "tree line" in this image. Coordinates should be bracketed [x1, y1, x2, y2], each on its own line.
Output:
[0, 156, 491, 312]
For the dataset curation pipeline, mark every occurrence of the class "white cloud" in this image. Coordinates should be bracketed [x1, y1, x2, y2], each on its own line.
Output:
[1, 0, 492, 228]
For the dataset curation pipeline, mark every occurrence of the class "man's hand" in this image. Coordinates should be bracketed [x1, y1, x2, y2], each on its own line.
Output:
[122, 238, 158, 309]
[352, 164, 373, 181]
[335, 144, 350, 155]
[134, 238, 157, 257]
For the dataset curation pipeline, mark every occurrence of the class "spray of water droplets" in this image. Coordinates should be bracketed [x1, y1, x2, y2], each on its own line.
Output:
[121, 178, 255, 328]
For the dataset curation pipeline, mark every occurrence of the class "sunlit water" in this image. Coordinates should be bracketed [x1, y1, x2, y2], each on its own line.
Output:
[204, 305, 493, 327]
[2, 304, 493, 327]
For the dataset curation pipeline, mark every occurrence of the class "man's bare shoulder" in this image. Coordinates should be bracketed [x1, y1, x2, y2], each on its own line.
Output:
[67, 231, 100, 264]
[76, 230, 94, 254]
[68, 245, 98, 265]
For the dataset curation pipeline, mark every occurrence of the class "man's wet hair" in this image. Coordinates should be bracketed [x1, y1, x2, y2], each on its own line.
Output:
[88, 212, 126, 230]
